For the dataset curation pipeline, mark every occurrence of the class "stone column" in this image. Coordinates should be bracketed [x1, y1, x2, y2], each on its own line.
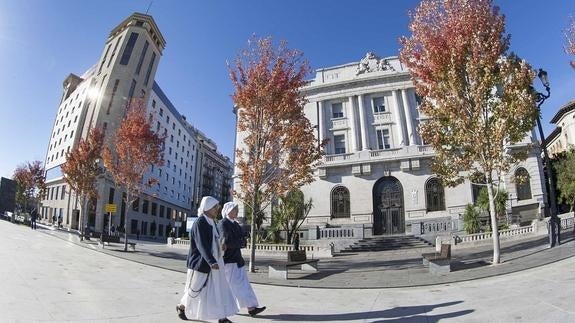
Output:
[318, 101, 325, 145]
[358, 94, 369, 150]
[391, 90, 405, 147]
[402, 89, 415, 146]
[348, 96, 358, 151]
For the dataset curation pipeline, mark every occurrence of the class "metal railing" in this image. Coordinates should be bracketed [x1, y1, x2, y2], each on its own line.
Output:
[319, 227, 355, 239]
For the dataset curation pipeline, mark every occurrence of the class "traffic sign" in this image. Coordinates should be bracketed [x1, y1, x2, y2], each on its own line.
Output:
[105, 204, 117, 213]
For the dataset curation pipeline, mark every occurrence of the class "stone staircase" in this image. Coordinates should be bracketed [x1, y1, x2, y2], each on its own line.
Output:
[340, 235, 433, 253]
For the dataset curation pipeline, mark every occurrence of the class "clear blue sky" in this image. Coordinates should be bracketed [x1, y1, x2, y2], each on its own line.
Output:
[0, 0, 574, 179]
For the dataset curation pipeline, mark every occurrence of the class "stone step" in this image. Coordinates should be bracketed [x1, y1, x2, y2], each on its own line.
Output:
[341, 235, 433, 253]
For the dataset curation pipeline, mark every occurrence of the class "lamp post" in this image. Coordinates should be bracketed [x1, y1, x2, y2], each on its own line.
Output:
[533, 69, 560, 247]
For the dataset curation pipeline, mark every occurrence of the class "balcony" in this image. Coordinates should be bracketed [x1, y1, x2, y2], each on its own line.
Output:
[330, 118, 348, 130]
[321, 145, 435, 167]
[372, 113, 393, 125]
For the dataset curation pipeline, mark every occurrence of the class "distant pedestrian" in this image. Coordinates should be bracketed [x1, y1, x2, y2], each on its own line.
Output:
[176, 196, 238, 323]
[219, 202, 266, 317]
[58, 214, 63, 228]
[52, 214, 56, 225]
[136, 228, 140, 240]
[30, 209, 37, 230]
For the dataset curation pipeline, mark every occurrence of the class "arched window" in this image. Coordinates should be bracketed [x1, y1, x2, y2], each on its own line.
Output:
[331, 186, 350, 218]
[426, 178, 445, 211]
[515, 168, 532, 200]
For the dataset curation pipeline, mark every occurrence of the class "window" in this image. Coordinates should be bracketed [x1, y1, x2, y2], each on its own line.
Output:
[159, 108, 163, 116]
[331, 102, 344, 118]
[373, 97, 386, 113]
[376, 129, 391, 149]
[333, 135, 346, 154]
[426, 178, 445, 211]
[128, 79, 137, 99]
[142, 200, 149, 214]
[515, 168, 532, 200]
[331, 186, 350, 218]
[106, 79, 120, 115]
[120, 32, 139, 65]
[98, 44, 112, 74]
[159, 205, 165, 218]
[151, 202, 157, 216]
[144, 52, 156, 86]
[55, 186, 59, 200]
[61, 186, 66, 200]
[167, 207, 172, 219]
[135, 40, 149, 74]
[132, 198, 140, 212]
[107, 36, 123, 68]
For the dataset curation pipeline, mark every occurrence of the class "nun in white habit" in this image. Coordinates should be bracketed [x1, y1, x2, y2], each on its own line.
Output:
[219, 202, 266, 317]
[177, 196, 238, 323]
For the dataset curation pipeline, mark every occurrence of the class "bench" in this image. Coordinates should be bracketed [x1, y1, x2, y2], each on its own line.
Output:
[268, 250, 319, 280]
[422, 244, 451, 274]
[98, 234, 121, 248]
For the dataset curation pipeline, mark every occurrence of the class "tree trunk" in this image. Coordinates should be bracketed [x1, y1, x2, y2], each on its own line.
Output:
[124, 192, 130, 252]
[80, 197, 87, 241]
[486, 181, 501, 264]
[248, 191, 259, 273]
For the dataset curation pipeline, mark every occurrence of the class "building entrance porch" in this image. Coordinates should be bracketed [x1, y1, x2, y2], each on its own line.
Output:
[373, 176, 405, 235]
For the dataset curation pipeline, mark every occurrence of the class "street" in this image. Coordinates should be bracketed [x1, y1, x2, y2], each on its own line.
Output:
[1, 220, 574, 322]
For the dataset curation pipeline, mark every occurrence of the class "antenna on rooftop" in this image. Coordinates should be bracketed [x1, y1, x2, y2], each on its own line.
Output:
[145, 1, 153, 14]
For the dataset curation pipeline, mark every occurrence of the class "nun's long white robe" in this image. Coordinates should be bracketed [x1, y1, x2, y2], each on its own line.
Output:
[180, 215, 239, 320]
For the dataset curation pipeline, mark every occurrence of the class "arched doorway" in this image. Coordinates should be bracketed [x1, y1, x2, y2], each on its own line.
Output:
[373, 176, 405, 235]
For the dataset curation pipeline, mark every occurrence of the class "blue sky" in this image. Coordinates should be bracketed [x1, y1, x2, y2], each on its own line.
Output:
[0, 0, 574, 179]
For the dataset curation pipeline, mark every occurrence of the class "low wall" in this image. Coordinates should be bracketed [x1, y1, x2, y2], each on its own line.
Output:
[167, 238, 333, 258]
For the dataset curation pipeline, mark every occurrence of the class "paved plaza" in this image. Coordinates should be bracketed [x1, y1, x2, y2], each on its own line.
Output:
[2, 220, 575, 322]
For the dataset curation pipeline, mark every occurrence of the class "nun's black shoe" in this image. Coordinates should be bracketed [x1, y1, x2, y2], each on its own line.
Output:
[248, 306, 266, 317]
[176, 305, 187, 320]
[218, 319, 233, 323]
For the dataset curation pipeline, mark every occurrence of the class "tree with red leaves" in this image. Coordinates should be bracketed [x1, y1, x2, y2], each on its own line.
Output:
[61, 127, 104, 240]
[229, 36, 323, 272]
[400, 0, 538, 264]
[103, 99, 164, 251]
[13, 161, 46, 214]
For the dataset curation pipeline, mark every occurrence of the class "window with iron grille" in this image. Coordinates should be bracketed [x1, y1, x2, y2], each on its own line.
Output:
[426, 178, 445, 211]
[331, 186, 350, 218]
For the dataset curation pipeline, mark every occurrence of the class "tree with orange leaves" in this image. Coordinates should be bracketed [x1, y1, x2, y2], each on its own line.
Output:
[13, 160, 46, 214]
[61, 127, 104, 240]
[103, 99, 164, 251]
[400, 0, 538, 264]
[229, 36, 323, 272]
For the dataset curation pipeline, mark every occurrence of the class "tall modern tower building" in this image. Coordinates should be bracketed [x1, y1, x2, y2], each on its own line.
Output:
[41, 13, 232, 238]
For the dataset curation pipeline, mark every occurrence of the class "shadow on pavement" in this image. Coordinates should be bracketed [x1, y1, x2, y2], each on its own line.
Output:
[252, 301, 472, 321]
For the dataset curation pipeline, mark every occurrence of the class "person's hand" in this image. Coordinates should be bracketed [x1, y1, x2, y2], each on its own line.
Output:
[211, 263, 219, 270]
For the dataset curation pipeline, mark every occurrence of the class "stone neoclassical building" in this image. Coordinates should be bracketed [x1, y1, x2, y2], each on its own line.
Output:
[546, 99, 575, 157]
[235, 52, 549, 241]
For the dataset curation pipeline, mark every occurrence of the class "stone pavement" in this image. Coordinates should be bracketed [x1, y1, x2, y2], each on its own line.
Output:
[2, 219, 575, 322]
[32, 220, 575, 288]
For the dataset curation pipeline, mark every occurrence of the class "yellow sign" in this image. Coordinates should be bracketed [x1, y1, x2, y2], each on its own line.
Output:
[105, 204, 117, 213]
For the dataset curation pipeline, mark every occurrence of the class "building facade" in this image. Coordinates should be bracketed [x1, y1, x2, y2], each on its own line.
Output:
[546, 99, 575, 157]
[192, 130, 233, 214]
[41, 13, 228, 237]
[235, 52, 548, 239]
[0, 177, 16, 215]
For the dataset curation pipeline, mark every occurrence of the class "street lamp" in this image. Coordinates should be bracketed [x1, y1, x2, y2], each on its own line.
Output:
[533, 68, 560, 247]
